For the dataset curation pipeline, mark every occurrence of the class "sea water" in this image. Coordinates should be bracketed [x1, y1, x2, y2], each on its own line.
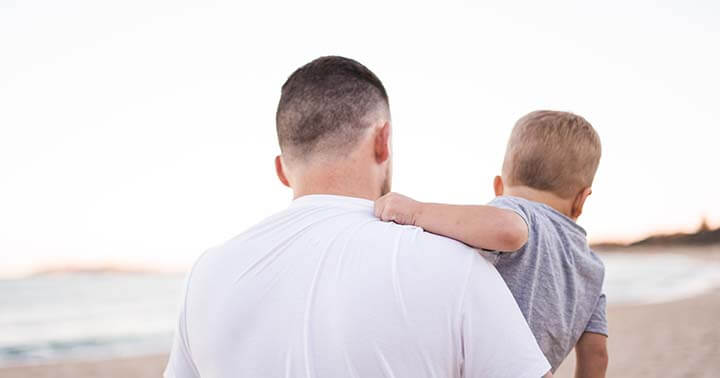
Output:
[601, 252, 720, 305]
[1, 252, 719, 366]
[0, 273, 183, 366]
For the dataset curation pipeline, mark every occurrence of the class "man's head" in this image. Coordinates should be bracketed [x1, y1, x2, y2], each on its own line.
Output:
[495, 110, 602, 219]
[274, 56, 392, 198]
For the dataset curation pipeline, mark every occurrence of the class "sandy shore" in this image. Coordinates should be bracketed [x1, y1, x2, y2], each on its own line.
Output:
[2, 283, 719, 377]
[555, 287, 720, 378]
[0, 354, 167, 378]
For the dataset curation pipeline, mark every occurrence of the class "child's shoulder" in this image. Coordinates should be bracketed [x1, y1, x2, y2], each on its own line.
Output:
[494, 196, 603, 268]
[489, 195, 560, 229]
[490, 195, 551, 214]
[499, 196, 585, 236]
[585, 247, 606, 273]
[488, 195, 539, 222]
[489, 195, 535, 208]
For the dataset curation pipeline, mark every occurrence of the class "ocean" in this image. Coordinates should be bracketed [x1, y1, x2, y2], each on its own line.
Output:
[1, 252, 719, 367]
[0, 273, 182, 366]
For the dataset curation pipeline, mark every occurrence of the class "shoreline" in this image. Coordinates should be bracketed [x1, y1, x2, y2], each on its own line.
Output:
[2, 288, 719, 378]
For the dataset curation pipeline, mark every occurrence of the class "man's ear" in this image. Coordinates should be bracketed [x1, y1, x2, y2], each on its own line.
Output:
[374, 122, 391, 164]
[493, 175, 504, 196]
[275, 155, 291, 188]
[570, 187, 592, 220]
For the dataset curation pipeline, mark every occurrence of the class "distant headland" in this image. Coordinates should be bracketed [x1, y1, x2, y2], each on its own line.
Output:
[592, 219, 720, 251]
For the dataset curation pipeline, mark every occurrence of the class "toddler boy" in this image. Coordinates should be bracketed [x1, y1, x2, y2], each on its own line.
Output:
[375, 110, 608, 377]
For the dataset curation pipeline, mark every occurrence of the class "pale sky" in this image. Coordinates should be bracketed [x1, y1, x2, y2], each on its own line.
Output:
[1, 0, 719, 277]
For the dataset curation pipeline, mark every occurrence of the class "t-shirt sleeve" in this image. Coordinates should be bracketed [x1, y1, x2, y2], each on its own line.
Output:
[488, 196, 532, 230]
[164, 310, 199, 378]
[164, 277, 201, 378]
[460, 256, 551, 378]
[484, 196, 532, 256]
[585, 293, 609, 336]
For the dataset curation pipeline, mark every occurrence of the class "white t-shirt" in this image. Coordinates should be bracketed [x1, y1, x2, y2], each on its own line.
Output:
[165, 195, 550, 378]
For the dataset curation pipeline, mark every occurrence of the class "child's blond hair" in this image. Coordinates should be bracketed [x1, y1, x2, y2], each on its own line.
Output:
[502, 110, 601, 198]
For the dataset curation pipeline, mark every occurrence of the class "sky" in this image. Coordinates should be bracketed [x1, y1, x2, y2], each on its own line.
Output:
[1, 0, 719, 277]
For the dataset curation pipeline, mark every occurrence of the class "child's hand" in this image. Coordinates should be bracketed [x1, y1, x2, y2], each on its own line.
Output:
[374, 192, 423, 226]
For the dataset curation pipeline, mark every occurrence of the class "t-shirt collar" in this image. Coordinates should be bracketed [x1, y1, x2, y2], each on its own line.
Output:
[290, 194, 375, 210]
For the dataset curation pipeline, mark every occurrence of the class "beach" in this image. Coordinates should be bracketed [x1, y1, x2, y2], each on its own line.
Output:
[0, 354, 167, 378]
[555, 287, 720, 378]
[2, 247, 719, 377]
[1, 287, 718, 378]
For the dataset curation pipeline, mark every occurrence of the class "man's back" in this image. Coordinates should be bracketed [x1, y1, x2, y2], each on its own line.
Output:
[165, 195, 550, 378]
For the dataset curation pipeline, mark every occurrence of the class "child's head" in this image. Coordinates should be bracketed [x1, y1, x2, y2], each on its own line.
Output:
[496, 110, 602, 218]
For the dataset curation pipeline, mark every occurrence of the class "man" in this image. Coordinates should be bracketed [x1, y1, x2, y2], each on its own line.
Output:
[165, 56, 551, 377]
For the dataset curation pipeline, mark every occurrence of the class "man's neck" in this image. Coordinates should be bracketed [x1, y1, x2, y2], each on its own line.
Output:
[502, 185, 574, 220]
[291, 164, 382, 202]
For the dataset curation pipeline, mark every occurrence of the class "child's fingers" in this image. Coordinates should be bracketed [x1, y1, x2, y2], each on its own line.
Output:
[374, 193, 394, 218]
[381, 207, 395, 222]
[376, 193, 407, 223]
[374, 196, 387, 218]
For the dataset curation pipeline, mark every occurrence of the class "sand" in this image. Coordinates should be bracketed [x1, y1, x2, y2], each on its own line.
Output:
[2, 278, 719, 377]
[0, 354, 167, 378]
[554, 287, 720, 378]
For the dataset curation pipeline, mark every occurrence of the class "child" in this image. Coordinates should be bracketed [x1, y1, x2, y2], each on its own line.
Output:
[375, 110, 608, 377]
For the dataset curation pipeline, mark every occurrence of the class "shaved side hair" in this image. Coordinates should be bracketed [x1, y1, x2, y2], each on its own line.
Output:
[276, 56, 390, 161]
[502, 110, 602, 198]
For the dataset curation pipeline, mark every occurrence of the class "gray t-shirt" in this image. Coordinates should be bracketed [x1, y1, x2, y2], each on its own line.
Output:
[484, 196, 608, 372]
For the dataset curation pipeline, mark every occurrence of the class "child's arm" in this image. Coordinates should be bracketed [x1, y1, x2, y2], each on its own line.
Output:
[374, 192, 528, 252]
[574, 332, 609, 378]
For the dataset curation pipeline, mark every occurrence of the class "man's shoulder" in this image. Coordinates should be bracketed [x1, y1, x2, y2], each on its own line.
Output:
[192, 212, 495, 288]
[353, 221, 504, 307]
[359, 220, 495, 274]
[367, 219, 481, 254]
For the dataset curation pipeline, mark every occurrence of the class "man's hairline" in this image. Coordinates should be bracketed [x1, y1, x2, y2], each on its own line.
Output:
[280, 103, 391, 165]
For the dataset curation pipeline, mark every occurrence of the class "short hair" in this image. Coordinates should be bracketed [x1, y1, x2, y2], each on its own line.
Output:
[276, 56, 390, 161]
[502, 110, 602, 198]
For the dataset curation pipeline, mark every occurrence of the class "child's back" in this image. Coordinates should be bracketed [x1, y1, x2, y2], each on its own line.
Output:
[485, 195, 607, 371]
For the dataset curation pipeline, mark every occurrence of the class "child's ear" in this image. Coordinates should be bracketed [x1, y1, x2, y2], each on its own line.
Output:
[493, 175, 504, 196]
[570, 187, 592, 220]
